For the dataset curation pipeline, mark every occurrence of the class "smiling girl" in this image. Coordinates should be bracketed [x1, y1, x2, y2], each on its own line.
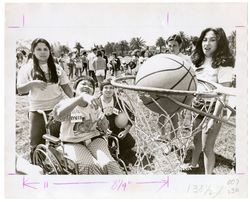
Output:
[188, 28, 235, 174]
[17, 38, 73, 162]
[52, 76, 123, 174]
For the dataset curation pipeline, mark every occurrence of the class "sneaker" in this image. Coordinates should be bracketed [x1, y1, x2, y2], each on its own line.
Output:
[181, 163, 200, 174]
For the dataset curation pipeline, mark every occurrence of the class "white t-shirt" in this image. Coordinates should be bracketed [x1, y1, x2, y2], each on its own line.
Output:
[196, 64, 234, 84]
[59, 104, 101, 143]
[93, 57, 106, 71]
[87, 52, 97, 71]
[17, 61, 70, 111]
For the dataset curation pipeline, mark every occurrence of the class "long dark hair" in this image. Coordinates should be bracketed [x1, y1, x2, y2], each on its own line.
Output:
[31, 38, 58, 83]
[191, 28, 235, 68]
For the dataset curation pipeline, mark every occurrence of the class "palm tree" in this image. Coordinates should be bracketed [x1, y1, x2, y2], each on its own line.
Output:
[130, 37, 146, 50]
[156, 37, 166, 53]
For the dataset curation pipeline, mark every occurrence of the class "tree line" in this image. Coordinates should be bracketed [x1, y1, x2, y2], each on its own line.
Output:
[16, 30, 236, 58]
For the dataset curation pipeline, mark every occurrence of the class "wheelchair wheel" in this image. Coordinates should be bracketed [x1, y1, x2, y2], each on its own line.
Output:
[116, 158, 128, 174]
[33, 144, 63, 175]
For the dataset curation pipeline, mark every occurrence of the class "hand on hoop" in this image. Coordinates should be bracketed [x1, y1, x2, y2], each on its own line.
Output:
[117, 131, 128, 139]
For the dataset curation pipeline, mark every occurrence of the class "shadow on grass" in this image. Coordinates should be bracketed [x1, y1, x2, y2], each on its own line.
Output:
[182, 149, 235, 175]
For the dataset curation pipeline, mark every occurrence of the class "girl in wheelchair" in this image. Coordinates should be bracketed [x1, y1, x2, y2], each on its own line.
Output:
[52, 76, 124, 174]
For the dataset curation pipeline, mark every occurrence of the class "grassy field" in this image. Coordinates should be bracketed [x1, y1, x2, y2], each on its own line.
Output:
[16, 93, 236, 175]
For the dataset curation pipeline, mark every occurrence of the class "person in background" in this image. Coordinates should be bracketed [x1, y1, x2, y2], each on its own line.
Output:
[67, 52, 75, 80]
[190, 36, 199, 56]
[59, 53, 66, 69]
[138, 50, 146, 66]
[110, 52, 121, 77]
[166, 34, 192, 64]
[162, 34, 195, 141]
[121, 60, 132, 76]
[27, 52, 33, 64]
[128, 60, 137, 75]
[74, 53, 83, 77]
[93, 50, 106, 87]
[131, 49, 140, 75]
[87, 48, 98, 86]
[101, 49, 109, 79]
[81, 51, 88, 76]
[16, 52, 25, 69]
[17, 38, 73, 162]
[144, 50, 153, 61]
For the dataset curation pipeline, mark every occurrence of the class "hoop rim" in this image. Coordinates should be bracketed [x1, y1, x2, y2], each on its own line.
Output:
[111, 76, 236, 97]
[111, 76, 215, 98]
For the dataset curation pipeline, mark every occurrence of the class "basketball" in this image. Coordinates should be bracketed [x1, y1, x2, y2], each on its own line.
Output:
[115, 112, 129, 129]
[135, 54, 197, 115]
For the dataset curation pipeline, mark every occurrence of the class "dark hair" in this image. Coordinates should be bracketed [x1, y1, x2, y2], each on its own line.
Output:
[31, 38, 58, 83]
[167, 34, 182, 45]
[101, 49, 105, 54]
[27, 52, 33, 60]
[100, 78, 112, 91]
[140, 50, 146, 57]
[73, 76, 95, 92]
[16, 52, 24, 60]
[192, 36, 199, 47]
[21, 50, 26, 56]
[96, 50, 102, 57]
[191, 28, 235, 68]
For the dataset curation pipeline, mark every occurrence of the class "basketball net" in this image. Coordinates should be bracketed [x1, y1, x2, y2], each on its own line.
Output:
[111, 76, 236, 174]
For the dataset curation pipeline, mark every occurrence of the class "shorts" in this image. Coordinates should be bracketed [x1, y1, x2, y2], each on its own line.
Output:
[83, 63, 88, 70]
[95, 69, 105, 76]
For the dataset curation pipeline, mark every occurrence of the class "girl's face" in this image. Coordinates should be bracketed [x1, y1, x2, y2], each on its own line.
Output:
[202, 30, 218, 57]
[75, 80, 94, 96]
[102, 84, 114, 98]
[168, 40, 181, 55]
[33, 42, 50, 63]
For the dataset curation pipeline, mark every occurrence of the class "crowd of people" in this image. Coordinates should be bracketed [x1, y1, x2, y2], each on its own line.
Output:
[16, 34, 200, 88]
[16, 27, 236, 175]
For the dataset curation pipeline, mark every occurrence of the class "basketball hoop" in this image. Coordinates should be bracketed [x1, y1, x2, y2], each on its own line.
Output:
[111, 76, 236, 174]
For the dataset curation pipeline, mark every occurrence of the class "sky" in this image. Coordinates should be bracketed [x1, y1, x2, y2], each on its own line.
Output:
[5, 2, 246, 50]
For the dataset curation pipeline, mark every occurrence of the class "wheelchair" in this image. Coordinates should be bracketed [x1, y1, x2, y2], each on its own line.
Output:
[32, 110, 128, 175]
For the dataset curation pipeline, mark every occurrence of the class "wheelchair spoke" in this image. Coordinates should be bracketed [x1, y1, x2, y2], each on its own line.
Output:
[32, 144, 63, 175]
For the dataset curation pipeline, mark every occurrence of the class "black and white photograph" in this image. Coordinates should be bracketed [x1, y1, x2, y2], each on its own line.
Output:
[4, 1, 248, 199]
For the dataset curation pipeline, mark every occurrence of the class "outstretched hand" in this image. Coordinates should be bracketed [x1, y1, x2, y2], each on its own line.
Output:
[81, 93, 101, 109]
[118, 130, 128, 139]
